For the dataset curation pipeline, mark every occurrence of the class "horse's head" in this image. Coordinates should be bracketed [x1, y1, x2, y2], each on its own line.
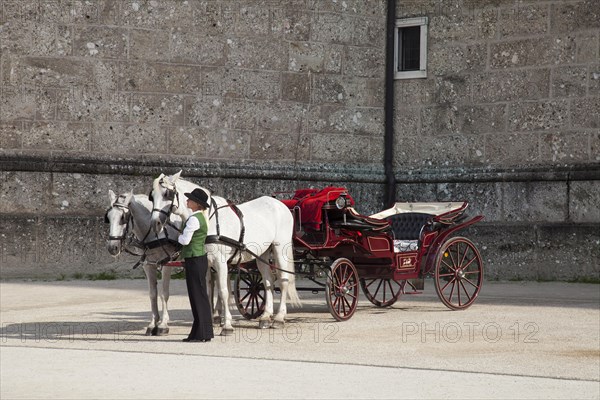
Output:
[105, 190, 134, 256]
[150, 171, 181, 233]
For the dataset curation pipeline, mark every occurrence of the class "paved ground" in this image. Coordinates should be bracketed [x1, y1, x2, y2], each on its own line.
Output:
[1, 279, 599, 399]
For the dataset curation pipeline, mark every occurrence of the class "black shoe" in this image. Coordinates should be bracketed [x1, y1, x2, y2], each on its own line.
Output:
[182, 338, 191, 342]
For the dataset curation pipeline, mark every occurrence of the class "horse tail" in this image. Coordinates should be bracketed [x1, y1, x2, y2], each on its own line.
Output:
[284, 242, 302, 308]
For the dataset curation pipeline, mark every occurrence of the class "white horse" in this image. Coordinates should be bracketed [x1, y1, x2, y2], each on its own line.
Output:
[149, 171, 301, 334]
[105, 190, 182, 336]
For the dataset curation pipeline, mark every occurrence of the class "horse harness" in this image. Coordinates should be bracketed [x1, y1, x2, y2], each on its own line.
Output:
[104, 201, 181, 269]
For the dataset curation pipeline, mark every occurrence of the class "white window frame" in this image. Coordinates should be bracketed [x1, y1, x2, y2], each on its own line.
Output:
[394, 17, 428, 80]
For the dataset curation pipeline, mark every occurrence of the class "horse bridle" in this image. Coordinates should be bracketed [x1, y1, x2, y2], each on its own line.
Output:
[104, 202, 134, 242]
[150, 179, 180, 224]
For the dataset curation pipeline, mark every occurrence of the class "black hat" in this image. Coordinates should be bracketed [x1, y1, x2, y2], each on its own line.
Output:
[184, 188, 210, 209]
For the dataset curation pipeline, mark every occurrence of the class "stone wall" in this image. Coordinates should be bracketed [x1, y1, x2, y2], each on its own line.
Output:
[0, 0, 598, 281]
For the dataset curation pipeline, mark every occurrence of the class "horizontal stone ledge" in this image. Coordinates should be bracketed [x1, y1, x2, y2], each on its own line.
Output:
[1, 152, 599, 184]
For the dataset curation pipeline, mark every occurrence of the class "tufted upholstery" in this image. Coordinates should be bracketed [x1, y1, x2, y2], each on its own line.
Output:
[386, 213, 432, 240]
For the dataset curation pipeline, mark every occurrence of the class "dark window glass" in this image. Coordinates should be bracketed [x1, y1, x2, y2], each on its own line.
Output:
[398, 26, 421, 71]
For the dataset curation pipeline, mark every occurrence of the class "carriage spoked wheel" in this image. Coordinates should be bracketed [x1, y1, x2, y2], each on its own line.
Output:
[326, 258, 359, 321]
[434, 237, 483, 310]
[233, 262, 266, 320]
[360, 278, 406, 307]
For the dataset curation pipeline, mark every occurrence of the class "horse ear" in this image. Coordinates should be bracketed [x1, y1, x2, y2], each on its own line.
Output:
[124, 191, 134, 204]
[108, 189, 117, 205]
[171, 170, 182, 183]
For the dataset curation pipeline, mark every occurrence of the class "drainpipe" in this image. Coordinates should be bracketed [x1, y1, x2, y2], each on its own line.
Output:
[383, 0, 397, 208]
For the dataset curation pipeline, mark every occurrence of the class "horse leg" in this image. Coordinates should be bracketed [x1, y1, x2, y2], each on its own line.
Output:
[156, 265, 172, 336]
[256, 259, 275, 329]
[215, 261, 234, 335]
[273, 243, 300, 328]
[142, 264, 160, 336]
[209, 268, 223, 326]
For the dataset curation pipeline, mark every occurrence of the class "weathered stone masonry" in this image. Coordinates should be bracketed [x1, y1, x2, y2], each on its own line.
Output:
[0, 0, 598, 280]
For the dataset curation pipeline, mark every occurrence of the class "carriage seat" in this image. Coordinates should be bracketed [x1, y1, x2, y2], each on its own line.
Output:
[386, 212, 433, 240]
[329, 208, 390, 232]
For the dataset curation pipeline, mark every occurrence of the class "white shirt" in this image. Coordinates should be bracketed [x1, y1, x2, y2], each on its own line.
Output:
[177, 211, 202, 246]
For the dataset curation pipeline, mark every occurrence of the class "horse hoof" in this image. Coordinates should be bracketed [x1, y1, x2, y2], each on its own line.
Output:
[145, 327, 154, 336]
[271, 320, 285, 329]
[213, 316, 221, 325]
[220, 328, 234, 336]
[150, 327, 159, 336]
[259, 320, 272, 329]
[155, 327, 169, 336]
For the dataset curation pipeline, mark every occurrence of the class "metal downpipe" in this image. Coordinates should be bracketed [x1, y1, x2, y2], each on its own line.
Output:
[384, 0, 397, 208]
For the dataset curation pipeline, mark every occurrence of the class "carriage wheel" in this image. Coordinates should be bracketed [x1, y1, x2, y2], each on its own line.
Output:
[434, 237, 483, 310]
[233, 264, 266, 320]
[326, 258, 359, 321]
[360, 278, 406, 307]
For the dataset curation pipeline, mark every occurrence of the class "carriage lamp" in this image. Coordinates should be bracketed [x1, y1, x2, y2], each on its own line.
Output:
[335, 195, 349, 209]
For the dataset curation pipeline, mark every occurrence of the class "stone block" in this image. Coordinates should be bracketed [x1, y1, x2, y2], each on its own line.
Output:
[394, 134, 485, 168]
[550, 0, 600, 34]
[421, 105, 461, 136]
[491, 36, 576, 69]
[536, 224, 600, 281]
[249, 132, 310, 161]
[590, 67, 600, 97]
[167, 126, 209, 157]
[130, 94, 184, 125]
[185, 95, 225, 129]
[310, 134, 372, 162]
[576, 32, 599, 63]
[129, 29, 170, 61]
[499, 4, 550, 37]
[191, 1, 234, 35]
[120, 62, 201, 94]
[255, 102, 307, 133]
[222, 69, 280, 101]
[0, 20, 72, 56]
[429, 44, 486, 76]
[552, 66, 588, 98]
[472, 69, 550, 103]
[227, 36, 287, 71]
[205, 128, 250, 159]
[105, 92, 130, 123]
[344, 46, 385, 78]
[0, 86, 36, 121]
[393, 109, 420, 137]
[484, 133, 539, 165]
[37, 0, 120, 25]
[22, 122, 91, 152]
[395, 79, 436, 105]
[0, 122, 22, 149]
[235, 4, 271, 36]
[0, 171, 51, 214]
[306, 105, 383, 136]
[508, 100, 569, 132]
[502, 181, 568, 223]
[282, 72, 310, 103]
[569, 181, 600, 223]
[540, 131, 591, 164]
[170, 31, 226, 66]
[459, 104, 507, 134]
[2, 57, 119, 91]
[312, 75, 377, 107]
[73, 26, 127, 59]
[395, 182, 439, 203]
[120, 0, 196, 29]
[34, 88, 59, 120]
[311, 12, 354, 44]
[92, 123, 166, 155]
[433, 75, 471, 104]
[271, 8, 311, 41]
[352, 16, 385, 48]
[571, 97, 600, 129]
[440, 182, 503, 222]
[429, 14, 478, 44]
[592, 131, 600, 161]
[57, 88, 105, 122]
[467, 223, 539, 281]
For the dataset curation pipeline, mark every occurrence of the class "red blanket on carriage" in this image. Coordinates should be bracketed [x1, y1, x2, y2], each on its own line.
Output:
[281, 187, 354, 229]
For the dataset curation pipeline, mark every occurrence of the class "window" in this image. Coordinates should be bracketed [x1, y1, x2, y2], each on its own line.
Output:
[395, 17, 428, 79]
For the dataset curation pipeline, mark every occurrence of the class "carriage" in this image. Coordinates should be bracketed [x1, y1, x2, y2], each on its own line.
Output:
[232, 186, 484, 322]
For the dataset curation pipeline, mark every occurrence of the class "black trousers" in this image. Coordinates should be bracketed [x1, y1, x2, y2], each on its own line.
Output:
[184, 255, 214, 341]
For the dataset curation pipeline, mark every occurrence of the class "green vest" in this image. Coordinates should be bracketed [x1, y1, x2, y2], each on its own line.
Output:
[180, 213, 207, 259]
